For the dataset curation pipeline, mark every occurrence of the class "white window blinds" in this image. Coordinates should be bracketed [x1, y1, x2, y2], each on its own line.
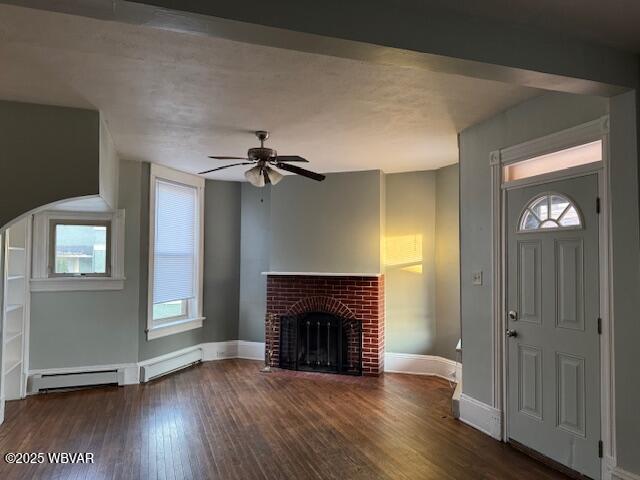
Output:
[153, 179, 198, 305]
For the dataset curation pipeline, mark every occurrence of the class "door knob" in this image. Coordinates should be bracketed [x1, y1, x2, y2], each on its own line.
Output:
[508, 310, 518, 321]
[505, 329, 518, 338]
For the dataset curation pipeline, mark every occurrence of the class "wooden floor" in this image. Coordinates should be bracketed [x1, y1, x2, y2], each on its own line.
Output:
[0, 359, 569, 480]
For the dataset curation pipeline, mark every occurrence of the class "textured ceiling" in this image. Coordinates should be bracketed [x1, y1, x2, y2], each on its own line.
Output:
[0, 4, 540, 180]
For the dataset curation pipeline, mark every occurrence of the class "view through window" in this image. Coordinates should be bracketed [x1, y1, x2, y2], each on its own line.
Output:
[52, 223, 109, 275]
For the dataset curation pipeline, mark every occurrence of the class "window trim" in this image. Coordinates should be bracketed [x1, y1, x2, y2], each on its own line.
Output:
[31, 210, 125, 292]
[48, 218, 112, 277]
[147, 164, 205, 340]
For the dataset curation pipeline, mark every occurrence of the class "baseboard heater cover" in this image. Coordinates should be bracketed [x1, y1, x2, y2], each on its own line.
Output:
[140, 348, 203, 383]
[30, 369, 124, 393]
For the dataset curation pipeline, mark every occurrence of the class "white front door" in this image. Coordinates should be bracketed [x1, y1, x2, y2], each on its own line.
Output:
[506, 174, 600, 478]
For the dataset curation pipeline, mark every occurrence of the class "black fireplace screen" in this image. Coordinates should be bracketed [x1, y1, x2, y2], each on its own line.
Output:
[279, 312, 362, 375]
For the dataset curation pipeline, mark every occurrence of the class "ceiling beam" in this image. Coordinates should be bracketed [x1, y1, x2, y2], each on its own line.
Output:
[2, 0, 637, 95]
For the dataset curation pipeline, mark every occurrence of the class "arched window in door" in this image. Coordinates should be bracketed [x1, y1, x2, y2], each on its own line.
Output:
[519, 193, 582, 231]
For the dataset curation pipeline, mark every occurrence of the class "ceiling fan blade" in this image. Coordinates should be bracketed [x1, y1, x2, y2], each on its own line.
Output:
[275, 162, 326, 181]
[199, 162, 254, 174]
[208, 156, 248, 160]
[275, 155, 309, 163]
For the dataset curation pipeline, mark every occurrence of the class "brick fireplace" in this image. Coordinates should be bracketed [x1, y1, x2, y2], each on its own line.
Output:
[265, 274, 385, 376]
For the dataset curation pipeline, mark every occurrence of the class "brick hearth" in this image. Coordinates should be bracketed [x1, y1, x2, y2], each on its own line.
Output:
[265, 274, 385, 376]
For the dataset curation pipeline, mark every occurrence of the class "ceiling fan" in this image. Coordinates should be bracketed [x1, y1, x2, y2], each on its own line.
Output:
[199, 131, 326, 187]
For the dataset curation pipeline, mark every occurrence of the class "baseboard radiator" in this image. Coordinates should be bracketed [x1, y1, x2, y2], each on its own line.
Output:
[140, 348, 203, 383]
[29, 369, 124, 393]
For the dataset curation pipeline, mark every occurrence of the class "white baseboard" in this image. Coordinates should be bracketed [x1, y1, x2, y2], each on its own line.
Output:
[237, 341, 265, 360]
[459, 393, 502, 440]
[201, 341, 238, 361]
[384, 352, 462, 382]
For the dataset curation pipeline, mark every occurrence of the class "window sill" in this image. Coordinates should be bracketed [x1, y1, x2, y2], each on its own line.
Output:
[30, 276, 126, 292]
[147, 317, 204, 340]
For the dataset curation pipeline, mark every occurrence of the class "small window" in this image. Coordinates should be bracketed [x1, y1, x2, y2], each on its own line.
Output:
[519, 193, 582, 232]
[49, 220, 111, 276]
[503, 140, 602, 182]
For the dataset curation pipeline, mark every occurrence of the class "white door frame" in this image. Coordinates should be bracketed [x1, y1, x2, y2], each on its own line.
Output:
[489, 116, 616, 479]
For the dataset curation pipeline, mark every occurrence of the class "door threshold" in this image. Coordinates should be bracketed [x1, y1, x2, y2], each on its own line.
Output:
[508, 438, 594, 480]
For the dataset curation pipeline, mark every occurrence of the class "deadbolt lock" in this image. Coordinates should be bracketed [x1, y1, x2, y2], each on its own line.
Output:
[508, 310, 518, 321]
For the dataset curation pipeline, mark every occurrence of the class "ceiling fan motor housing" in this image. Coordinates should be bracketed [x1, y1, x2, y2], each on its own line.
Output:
[248, 147, 277, 161]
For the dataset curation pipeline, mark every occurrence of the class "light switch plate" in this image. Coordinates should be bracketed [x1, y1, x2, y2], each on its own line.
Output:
[472, 271, 483, 285]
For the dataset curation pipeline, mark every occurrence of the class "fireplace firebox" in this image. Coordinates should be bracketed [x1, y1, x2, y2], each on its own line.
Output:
[279, 312, 362, 375]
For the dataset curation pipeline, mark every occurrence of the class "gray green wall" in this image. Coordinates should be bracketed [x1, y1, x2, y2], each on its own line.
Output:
[238, 170, 387, 345]
[30, 160, 242, 366]
[201, 180, 241, 343]
[459, 90, 640, 476]
[135, 162, 242, 362]
[238, 184, 271, 342]
[384, 171, 437, 356]
[238, 168, 461, 361]
[459, 92, 608, 406]
[384, 166, 460, 360]
[0, 101, 100, 230]
[269, 170, 384, 274]
[30, 161, 141, 369]
[434, 164, 460, 360]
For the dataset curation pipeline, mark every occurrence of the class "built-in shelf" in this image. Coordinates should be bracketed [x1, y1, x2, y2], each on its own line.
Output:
[4, 331, 22, 345]
[2, 217, 30, 400]
[3, 359, 22, 375]
[262, 271, 383, 277]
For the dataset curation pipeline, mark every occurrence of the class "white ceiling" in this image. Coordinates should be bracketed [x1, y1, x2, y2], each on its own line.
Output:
[0, 5, 539, 181]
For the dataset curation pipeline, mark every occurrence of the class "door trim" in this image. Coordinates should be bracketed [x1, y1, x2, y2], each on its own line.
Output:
[489, 116, 615, 479]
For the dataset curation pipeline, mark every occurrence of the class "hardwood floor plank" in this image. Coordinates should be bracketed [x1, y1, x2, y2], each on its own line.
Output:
[0, 359, 570, 480]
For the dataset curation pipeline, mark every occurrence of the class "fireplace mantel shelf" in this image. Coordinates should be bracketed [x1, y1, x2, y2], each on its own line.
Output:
[262, 271, 383, 277]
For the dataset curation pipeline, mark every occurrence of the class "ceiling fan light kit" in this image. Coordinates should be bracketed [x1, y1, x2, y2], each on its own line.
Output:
[200, 131, 325, 187]
[244, 165, 265, 187]
[244, 165, 284, 187]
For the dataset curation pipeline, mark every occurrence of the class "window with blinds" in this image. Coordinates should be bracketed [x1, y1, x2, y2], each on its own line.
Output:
[148, 164, 204, 338]
[153, 180, 197, 316]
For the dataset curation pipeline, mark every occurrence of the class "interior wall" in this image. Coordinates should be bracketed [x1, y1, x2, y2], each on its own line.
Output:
[384, 170, 437, 355]
[608, 90, 640, 475]
[238, 184, 271, 343]
[239, 168, 461, 362]
[269, 170, 384, 274]
[201, 180, 241, 344]
[28, 159, 242, 367]
[99, 117, 119, 210]
[384, 166, 460, 360]
[238, 170, 386, 344]
[434, 164, 460, 360]
[29, 160, 141, 369]
[137, 164, 242, 361]
[0, 101, 100, 230]
[458, 91, 609, 405]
